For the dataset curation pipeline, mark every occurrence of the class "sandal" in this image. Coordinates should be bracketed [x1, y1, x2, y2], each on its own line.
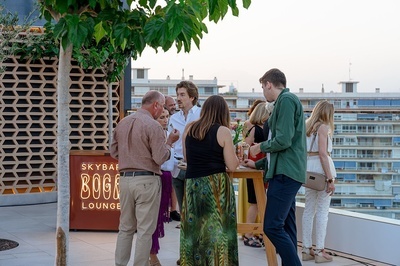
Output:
[257, 234, 265, 247]
[149, 254, 162, 266]
[243, 236, 262, 248]
[315, 249, 332, 263]
[302, 247, 315, 261]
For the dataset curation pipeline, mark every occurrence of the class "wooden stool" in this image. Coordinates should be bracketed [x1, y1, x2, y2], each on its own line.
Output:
[229, 168, 277, 266]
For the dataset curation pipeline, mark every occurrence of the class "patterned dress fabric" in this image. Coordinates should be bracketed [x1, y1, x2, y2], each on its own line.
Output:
[180, 172, 238, 266]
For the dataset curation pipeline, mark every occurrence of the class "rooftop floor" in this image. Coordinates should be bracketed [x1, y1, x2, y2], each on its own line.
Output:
[0, 203, 391, 266]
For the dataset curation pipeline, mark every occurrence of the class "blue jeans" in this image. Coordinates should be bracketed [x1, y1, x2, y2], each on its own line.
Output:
[264, 174, 302, 266]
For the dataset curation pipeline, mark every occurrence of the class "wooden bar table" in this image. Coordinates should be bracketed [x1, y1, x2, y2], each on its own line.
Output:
[228, 167, 278, 266]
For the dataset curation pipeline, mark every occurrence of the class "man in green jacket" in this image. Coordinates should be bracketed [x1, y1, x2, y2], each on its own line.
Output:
[249, 68, 306, 265]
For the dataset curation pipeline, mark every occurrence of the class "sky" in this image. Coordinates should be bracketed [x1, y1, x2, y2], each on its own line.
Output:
[132, 0, 400, 94]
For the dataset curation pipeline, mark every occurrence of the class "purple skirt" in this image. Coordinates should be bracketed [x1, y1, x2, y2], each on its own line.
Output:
[151, 170, 172, 254]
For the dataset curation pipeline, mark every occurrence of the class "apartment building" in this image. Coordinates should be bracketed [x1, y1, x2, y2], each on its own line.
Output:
[296, 82, 400, 220]
[131, 67, 222, 108]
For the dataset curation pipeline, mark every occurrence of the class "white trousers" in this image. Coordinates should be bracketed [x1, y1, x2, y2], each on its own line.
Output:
[301, 187, 331, 250]
[115, 175, 161, 266]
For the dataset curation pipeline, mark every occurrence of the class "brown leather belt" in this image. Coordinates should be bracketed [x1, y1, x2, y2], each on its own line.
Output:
[120, 171, 159, 177]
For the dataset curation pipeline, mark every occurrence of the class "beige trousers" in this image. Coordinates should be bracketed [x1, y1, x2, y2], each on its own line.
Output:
[115, 174, 161, 266]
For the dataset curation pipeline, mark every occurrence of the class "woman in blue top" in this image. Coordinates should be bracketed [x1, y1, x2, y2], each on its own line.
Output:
[181, 95, 239, 265]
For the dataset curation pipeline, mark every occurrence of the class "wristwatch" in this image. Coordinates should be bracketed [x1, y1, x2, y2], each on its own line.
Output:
[327, 178, 335, 183]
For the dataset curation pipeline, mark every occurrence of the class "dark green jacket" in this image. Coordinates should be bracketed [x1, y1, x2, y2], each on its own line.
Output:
[255, 88, 306, 183]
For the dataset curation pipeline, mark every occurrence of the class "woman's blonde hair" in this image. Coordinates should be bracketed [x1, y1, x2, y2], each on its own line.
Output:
[187, 95, 230, 141]
[247, 99, 265, 116]
[249, 102, 269, 126]
[306, 100, 334, 137]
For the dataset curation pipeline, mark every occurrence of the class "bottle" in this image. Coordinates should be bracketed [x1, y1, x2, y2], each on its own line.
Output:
[242, 142, 250, 160]
[236, 143, 243, 161]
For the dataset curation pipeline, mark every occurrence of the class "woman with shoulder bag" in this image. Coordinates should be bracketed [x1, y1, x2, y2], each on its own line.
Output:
[302, 100, 336, 263]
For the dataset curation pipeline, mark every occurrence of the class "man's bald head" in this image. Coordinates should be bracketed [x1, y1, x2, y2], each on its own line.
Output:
[165, 95, 176, 115]
[141, 90, 165, 119]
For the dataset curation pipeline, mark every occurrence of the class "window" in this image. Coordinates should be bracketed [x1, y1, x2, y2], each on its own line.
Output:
[342, 125, 357, 133]
[358, 125, 367, 133]
[358, 150, 373, 158]
[375, 100, 391, 106]
[375, 125, 392, 133]
[345, 83, 354, 92]
[332, 137, 343, 145]
[334, 161, 344, 169]
[137, 69, 144, 79]
[393, 162, 400, 170]
[358, 174, 374, 182]
[341, 149, 356, 158]
[341, 113, 357, 121]
[392, 99, 400, 106]
[345, 161, 356, 170]
[152, 86, 168, 94]
[358, 114, 377, 121]
[204, 87, 214, 95]
[358, 99, 374, 106]
[343, 173, 356, 181]
[358, 162, 373, 170]
[344, 137, 357, 145]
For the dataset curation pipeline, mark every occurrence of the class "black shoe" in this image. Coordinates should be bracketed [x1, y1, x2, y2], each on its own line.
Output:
[170, 211, 181, 221]
[176, 258, 181, 265]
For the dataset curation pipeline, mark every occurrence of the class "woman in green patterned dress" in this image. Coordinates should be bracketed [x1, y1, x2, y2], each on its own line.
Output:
[181, 95, 239, 265]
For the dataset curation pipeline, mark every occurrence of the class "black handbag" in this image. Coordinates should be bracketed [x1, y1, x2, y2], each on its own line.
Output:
[303, 132, 327, 191]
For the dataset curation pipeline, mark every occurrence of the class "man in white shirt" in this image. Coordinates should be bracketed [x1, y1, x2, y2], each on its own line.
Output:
[164, 95, 180, 221]
[169, 81, 201, 217]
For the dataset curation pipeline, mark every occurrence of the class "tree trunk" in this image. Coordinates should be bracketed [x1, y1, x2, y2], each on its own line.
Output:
[55, 44, 72, 266]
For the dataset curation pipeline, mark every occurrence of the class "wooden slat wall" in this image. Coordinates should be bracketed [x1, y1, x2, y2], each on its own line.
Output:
[0, 56, 120, 195]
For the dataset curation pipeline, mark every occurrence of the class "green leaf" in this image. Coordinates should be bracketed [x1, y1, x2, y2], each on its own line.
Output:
[139, 0, 148, 8]
[55, 0, 69, 14]
[43, 10, 53, 21]
[231, 6, 239, 16]
[243, 0, 252, 9]
[113, 23, 130, 47]
[75, 22, 89, 47]
[89, 0, 97, 8]
[65, 14, 80, 46]
[121, 38, 127, 51]
[149, 0, 157, 9]
[94, 22, 107, 44]
[53, 17, 67, 41]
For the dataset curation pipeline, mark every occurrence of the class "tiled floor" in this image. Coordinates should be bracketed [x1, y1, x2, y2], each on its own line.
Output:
[0, 203, 390, 266]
